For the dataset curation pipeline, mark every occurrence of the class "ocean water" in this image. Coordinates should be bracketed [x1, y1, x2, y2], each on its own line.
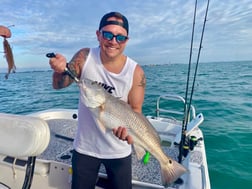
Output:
[0, 61, 251, 189]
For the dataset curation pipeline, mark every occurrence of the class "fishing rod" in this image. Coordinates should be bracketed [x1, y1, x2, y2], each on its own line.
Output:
[178, 0, 210, 163]
[178, 0, 198, 165]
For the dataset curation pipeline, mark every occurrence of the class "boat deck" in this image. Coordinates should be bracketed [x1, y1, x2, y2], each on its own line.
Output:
[37, 118, 203, 188]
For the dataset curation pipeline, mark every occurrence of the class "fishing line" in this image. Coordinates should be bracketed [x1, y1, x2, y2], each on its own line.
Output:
[178, 0, 210, 163]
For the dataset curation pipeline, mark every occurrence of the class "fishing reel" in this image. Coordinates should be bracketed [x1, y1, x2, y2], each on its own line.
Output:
[181, 135, 202, 158]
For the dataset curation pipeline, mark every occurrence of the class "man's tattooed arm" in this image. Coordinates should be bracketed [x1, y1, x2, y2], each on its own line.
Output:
[52, 48, 90, 89]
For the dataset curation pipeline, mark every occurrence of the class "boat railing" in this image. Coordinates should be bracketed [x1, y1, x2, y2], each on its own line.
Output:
[156, 95, 196, 121]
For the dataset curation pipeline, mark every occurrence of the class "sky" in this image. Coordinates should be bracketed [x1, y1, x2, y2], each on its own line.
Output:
[0, 0, 252, 69]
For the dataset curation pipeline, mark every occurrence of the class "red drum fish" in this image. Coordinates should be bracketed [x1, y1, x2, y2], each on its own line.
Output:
[79, 79, 187, 186]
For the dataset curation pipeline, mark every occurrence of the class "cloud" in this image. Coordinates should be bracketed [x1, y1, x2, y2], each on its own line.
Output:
[0, 0, 251, 69]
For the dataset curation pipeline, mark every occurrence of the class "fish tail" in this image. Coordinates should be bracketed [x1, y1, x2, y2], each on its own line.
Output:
[160, 158, 187, 186]
[5, 73, 9, 79]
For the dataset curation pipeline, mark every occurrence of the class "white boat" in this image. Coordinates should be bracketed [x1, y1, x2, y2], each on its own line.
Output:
[0, 94, 210, 189]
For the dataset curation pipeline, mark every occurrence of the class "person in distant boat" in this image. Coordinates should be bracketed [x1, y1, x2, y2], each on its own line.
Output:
[49, 12, 146, 189]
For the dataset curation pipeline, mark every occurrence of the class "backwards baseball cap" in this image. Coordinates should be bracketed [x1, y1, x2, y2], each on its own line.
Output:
[99, 12, 129, 34]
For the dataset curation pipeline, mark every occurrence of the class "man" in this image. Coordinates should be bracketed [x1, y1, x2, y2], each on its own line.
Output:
[49, 12, 146, 189]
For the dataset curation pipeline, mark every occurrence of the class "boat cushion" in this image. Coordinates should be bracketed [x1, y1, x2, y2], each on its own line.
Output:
[0, 113, 50, 157]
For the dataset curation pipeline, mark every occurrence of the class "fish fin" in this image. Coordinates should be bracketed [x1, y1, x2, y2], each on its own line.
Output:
[96, 119, 107, 133]
[133, 145, 146, 160]
[5, 73, 9, 79]
[99, 104, 105, 111]
[160, 158, 187, 186]
[91, 104, 106, 133]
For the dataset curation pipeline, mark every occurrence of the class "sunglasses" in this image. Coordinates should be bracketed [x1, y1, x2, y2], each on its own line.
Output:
[101, 31, 128, 43]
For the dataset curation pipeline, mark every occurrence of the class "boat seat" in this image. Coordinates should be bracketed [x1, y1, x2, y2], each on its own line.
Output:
[0, 113, 50, 157]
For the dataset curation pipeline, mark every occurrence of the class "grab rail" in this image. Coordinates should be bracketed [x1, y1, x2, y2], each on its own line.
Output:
[156, 95, 196, 120]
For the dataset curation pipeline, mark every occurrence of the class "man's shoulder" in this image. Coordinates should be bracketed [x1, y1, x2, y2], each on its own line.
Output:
[134, 64, 145, 77]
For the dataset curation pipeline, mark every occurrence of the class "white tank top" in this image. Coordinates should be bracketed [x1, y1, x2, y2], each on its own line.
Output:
[73, 47, 137, 159]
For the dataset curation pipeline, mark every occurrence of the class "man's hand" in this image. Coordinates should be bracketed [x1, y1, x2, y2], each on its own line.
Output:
[112, 126, 133, 144]
[49, 53, 67, 74]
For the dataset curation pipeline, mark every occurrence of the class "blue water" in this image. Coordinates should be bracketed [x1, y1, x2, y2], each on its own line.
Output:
[0, 61, 251, 189]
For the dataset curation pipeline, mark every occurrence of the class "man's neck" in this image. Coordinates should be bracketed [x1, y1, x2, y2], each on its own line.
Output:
[100, 54, 127, 74]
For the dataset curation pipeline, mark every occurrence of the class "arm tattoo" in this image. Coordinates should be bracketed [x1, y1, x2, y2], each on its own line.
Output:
[139, 74, 146, 88]
[54, 48, 90, 89]
[68, 48, 89, 78]
[54, 72, 71, 88]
